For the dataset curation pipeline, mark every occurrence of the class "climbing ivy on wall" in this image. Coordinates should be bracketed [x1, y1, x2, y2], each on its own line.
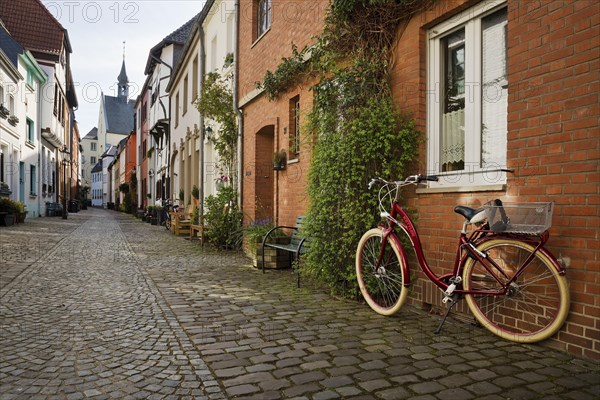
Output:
[260, 0, 430, 294]
[195, 72, 238, 187]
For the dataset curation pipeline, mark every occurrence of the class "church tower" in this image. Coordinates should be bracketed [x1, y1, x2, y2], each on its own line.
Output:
[117, 42, 129, 101]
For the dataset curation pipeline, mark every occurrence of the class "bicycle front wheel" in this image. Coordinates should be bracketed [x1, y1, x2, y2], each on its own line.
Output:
[356, 228, 408, 316]
[462, 238, 569, 343]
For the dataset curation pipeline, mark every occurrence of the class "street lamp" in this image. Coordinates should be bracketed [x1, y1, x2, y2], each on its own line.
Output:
[61, 146, 70, 219]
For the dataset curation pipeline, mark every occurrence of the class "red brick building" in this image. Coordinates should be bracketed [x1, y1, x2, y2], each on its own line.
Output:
[238, 0, 329, 225]
[389, 0, 598, 359]
[238, 0, 599, 359]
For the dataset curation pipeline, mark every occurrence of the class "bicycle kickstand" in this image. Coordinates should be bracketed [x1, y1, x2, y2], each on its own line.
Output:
[434, 294, 459, 335]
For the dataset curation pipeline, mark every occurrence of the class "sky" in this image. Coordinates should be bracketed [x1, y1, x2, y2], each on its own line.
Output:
[41, 0, 205, 138]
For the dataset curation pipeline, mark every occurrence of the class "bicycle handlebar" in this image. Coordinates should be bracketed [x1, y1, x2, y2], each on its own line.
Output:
[369, 174, 439, 189]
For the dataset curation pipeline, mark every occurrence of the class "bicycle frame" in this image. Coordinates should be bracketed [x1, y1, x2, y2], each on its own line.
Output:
[379, 200, 563, 296]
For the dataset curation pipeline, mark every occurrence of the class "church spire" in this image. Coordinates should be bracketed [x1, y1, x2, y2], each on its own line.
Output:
[117, 41, 129, 101]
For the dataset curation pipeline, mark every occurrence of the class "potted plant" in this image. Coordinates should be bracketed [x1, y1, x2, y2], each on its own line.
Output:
[7, 115, 18, 126]
[15, 201, 27, 223]
[0, 105, 9, 119]
[243, 219, 291, 269]
[0, 182, 11, 198]
[0, 198, 17, 226]
[273, 149, 287, 171]
[192, 185, 200, 206]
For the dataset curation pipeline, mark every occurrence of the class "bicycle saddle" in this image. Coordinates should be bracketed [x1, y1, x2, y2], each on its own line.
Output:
[454, 206, 487, 223]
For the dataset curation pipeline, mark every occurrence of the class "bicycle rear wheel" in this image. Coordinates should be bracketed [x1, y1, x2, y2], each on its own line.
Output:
[462, 238, 569, 343]
[356, 228, 408, 316]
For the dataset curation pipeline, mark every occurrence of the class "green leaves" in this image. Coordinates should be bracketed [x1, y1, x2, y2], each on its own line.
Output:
[195, 72, 238, 184]
[258, 44, 311, 101]
[204, 186, 243, 249]
[254, 0, 427, 295]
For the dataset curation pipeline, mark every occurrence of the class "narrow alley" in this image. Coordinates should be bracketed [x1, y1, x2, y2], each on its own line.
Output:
[0, 209, 598, 399]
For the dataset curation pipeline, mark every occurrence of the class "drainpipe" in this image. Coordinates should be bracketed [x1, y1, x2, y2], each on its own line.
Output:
[234, 0, 243, 210]
[199, 21, 206, 242]
[150, 55, 172, 203]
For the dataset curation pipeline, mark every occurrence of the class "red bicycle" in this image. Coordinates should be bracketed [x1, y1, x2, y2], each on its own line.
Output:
[356, 175, 570, 343]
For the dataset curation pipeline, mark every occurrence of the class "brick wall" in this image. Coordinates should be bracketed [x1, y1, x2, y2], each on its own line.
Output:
[238, 0, 328, 227]
[391, 0, 599, 359]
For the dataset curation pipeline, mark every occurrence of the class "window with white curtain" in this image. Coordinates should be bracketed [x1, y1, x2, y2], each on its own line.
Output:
[427, 1, 508, 188]
[257, 0, 272, 38]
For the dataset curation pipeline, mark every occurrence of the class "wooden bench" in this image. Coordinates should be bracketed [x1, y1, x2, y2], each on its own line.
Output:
[261, 216, 308, 287]
[189, 223, 205, 243]
[170, 205, 192, 236]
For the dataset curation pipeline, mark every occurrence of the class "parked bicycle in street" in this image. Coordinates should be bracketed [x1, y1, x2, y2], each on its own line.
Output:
[356, 174, 570, 343]
[160, 199, 179, 231]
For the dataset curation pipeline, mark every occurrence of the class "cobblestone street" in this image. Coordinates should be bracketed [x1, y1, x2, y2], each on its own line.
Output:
[1, 208, 598, 399]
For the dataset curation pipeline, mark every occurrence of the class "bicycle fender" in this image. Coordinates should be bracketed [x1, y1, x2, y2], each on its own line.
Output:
[471, 235, 566, 276]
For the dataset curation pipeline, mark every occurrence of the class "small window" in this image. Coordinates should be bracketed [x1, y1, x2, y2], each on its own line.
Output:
[192, 56, 199, 100]
[26, 118, 35, 143]
[289, 95, 300, 159]
[175, 93, 180, 128]
[91, 156, 97, 164]
[91, 142, 97, 151]
[53, 84, 58, 115]
[27, 68, 34, 87]
[257, 0, 272, 38]
[183, 75, 188, 115]
[30, 164, 36, 195]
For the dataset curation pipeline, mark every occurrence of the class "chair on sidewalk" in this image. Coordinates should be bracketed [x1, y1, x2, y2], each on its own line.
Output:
[171, 205, 192, 237]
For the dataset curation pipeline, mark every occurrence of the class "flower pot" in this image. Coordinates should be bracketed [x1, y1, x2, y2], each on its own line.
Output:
[0, 212, 15, 227]
[16, 211, 27, 223]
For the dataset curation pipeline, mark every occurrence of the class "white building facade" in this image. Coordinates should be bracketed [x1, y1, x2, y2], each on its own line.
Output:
[0, 26, 48, 218]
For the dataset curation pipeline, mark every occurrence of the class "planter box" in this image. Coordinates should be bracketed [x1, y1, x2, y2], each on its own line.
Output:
[16, 211, 27, 223]
[0, 212, 15, 227]
[246, 236, 292, 269]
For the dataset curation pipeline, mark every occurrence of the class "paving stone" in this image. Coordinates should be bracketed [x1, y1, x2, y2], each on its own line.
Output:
[1, 209, 597, 400]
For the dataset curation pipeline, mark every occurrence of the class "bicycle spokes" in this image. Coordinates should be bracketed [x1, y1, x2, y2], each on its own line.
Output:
[356, 229, 408, 315]
[463, 239, 569, 343]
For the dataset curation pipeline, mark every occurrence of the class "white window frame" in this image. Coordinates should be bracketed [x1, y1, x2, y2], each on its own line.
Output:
[257, 0, 272, 39]
[426, 0, 508, 191]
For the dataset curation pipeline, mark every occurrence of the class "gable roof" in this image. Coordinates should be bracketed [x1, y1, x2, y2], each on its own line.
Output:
[168, 1, 215, 92]
[83, 127, 98, 140]
[91, 161, 103, 173]
[0, 0, 69, 57]
[144, 14, 199, 75]
[0, 23, 24, 68]
[103, 95, 135, 135]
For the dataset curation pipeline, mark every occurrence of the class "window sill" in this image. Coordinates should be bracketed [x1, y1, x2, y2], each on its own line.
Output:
[29, 193, 38, 198]
[416, 183, 506, 194]
[287, 158, 299, 165]
[251, 27, 271, 49]
[25, 140, 35, 149]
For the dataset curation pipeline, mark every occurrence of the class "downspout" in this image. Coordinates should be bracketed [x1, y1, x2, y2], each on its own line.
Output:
[234, 0, 243, 209]
[199, 21, 206, 241]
